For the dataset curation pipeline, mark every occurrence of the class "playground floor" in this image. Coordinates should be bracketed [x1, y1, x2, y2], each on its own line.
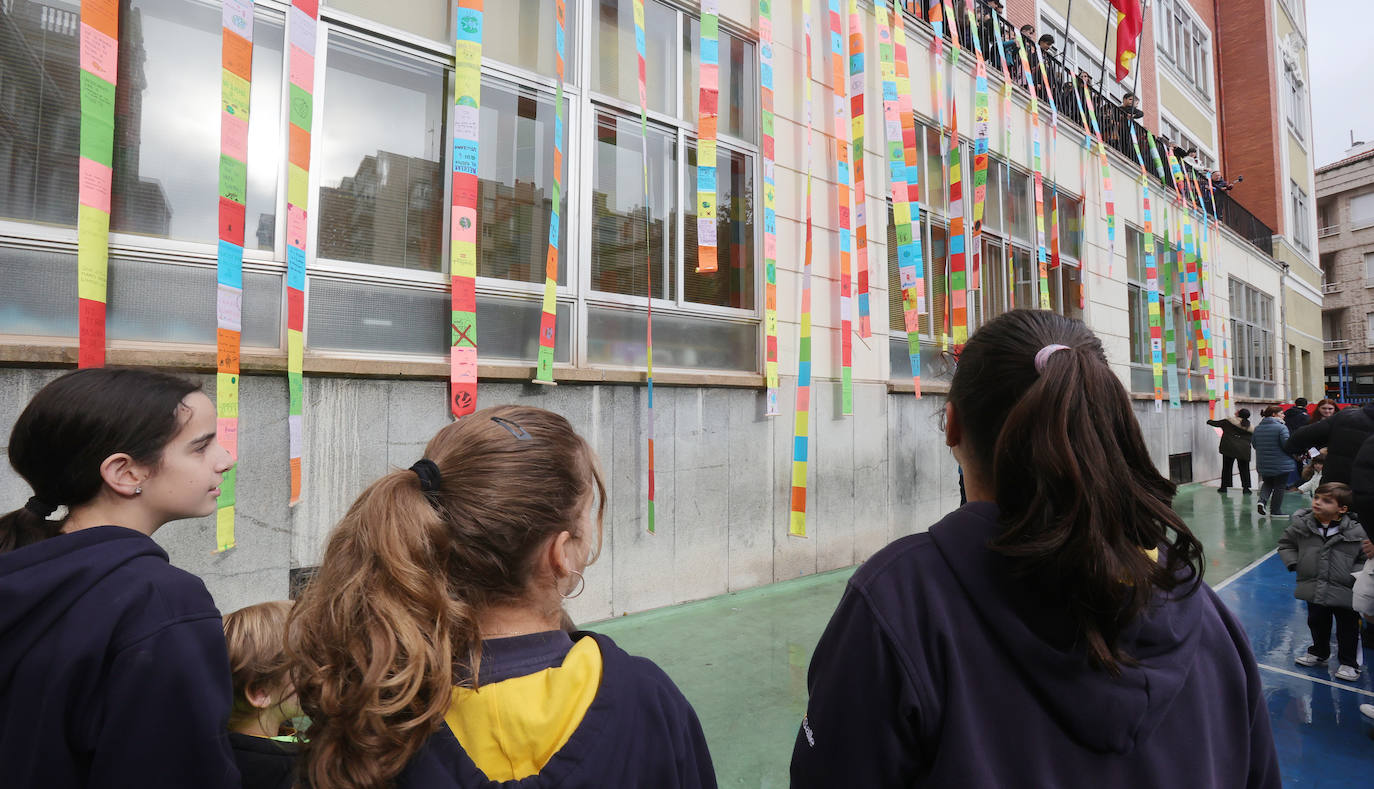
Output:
[590, 484, 1374, 788]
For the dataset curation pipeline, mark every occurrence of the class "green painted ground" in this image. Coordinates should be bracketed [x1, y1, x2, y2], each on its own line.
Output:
[586, 483, 1303, 788]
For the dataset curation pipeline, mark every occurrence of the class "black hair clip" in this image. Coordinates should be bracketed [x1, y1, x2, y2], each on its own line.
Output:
[491, 416, 531, 440]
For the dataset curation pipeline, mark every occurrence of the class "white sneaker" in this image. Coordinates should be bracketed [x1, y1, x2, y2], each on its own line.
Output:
[1360, 703, 1374, 721]
[1295, 652, 1327, 667]
[1257, 502, 1267, 516]
[1335, 665, 1361, 682]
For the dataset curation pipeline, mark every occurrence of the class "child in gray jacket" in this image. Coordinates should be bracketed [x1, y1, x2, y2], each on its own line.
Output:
[1277, 482, 1373, 681]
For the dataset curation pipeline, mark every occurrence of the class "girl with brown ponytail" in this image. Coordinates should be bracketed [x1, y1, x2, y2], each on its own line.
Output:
[287, 405, 715, 789]
[792, 310, 1280, 788]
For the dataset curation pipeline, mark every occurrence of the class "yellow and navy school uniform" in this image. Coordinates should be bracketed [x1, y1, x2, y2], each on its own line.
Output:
[395, 630, 717, 788]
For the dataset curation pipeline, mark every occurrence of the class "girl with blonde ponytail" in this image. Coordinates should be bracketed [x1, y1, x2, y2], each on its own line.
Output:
[288, 405, 715, 789]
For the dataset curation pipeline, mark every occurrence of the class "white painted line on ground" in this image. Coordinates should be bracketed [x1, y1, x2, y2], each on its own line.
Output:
[1257, 663, 1374, 698]
[1213, 549, 1278, 591]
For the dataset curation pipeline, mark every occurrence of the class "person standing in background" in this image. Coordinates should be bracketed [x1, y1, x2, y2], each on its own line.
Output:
[1253, 406, 1295, 518]
[1208, 408, 1255, 495]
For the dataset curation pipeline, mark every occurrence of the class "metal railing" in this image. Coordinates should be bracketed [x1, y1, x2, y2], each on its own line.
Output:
[1318, 225, 1340, 238]
[898, 0, 1277, 257]
[1323, 281, 1340, 294]
[1326, 339, 1353, 351]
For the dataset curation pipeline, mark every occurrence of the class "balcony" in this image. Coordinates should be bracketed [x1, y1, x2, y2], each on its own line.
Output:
[1323, 281, 1341, 294]
[902, 0, 1277, 257]
[1326, 339, 1353, 351]
[1319, 225, 1341, 238]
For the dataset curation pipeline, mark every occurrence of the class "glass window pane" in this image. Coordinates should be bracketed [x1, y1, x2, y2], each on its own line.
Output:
[81, 1, 284, 244]
[981, 239, 1007, 319]
[477, 78, 567, 284]
[594, 0, 674, 115]
[982, 161, 1004, 233]
[325, 0, 450, 42]
[317, 33, 446, 271]
[685, 23, 756, 142]
[483, 0, 578, 80]
[1061, 264, 1083, 320]
[1012, 245, 1034, 311]
[928, 222, 947, 339]
[1007, 169, 1031, 242]
[685, 144, 754, 309]
[1128, 284, 1145, 364]
[1058, 194, 1081, 259]
[587, 305, 755, 370]
[590, 111, 675, 299]
[0, 3, 80, 226]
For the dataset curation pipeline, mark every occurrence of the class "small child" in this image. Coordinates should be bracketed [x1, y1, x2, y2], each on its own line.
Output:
[1297, 454, 1324, 499]
[1277, 483, 1369, 681]
[223, 601, 301, 789]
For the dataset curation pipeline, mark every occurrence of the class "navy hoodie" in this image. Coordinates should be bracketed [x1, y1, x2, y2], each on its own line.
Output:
[0, 526, 240, 788]
[395, 631, 716, 788]
[791, 503, 1280, 788]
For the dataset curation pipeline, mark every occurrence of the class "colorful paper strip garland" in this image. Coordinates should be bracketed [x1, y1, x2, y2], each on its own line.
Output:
[215, 0, 254, 552]
[1078, 81, 1116, 276]
[848, 0, 871, 338]
[883, 0, 924, 396]
[78, 0, 119, 370]
[761, 0, 779, 416]
[965, 0, 988, 298]
[827, 0, 854, 416]
[632, 0, 656, 533]
[534, 0, 566, 384]
[285, 0, 315, 507]
[450, 1, 482, 417]
[790, 11, 816, 538]
[696, 0, 719, 274]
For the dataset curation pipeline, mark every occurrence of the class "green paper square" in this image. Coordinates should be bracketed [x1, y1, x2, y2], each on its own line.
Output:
[289, 84, 313, 132]
[218, 466, 237, 508]
[219, 155, 248, 204]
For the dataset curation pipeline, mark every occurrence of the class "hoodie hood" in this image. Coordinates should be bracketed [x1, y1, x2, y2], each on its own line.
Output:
[0, 526, 167, 681]
[929, 503, 1202, 755]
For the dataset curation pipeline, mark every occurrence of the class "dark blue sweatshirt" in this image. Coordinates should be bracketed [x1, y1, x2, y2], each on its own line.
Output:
[0, 526, 239, 788]
[396, 631, 716, 788]
[791, 502, 1280, 788]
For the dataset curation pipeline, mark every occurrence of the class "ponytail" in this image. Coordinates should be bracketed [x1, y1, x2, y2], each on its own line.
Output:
[288, 471, 476, 789]
[288, 405, 605, 789]
[0, 506, 63, 553]
[950, 310, 1203, 675]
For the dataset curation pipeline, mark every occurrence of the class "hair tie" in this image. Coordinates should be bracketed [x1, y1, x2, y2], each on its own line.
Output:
[24, 496, 57, 518]
[409, 459, 442, 494]
[1034, 344, 1072, 374]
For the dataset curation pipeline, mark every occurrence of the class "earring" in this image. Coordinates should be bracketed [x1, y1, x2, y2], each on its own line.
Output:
[134, 487, 142, 495]
[561, 570, 585, 600]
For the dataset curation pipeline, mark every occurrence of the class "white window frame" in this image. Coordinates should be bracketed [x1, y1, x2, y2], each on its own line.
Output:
[1155, 0, 1211, 100]
[1290, 180, 1311, 252]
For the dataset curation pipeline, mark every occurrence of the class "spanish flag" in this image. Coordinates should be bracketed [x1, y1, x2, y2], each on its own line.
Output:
[1111, 0, 1144, 82]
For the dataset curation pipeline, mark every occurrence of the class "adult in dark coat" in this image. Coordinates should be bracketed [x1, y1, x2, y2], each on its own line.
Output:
[1251, 408, 1294, 517]
[1285, 403, 1374, 500]
[1283, 399, 1310, 488]
[1207, 409, 1253, 494]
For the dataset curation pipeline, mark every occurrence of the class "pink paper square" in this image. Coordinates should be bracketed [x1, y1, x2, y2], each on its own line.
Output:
[287, 205, 307, 249]
[80, 24, 118, 84]
[78, 158, 112, 213]
[452, 206, 477, 243]
[221, 112, 249, 160]
[289, 45, 314, 93]
[217, 418, 239, 460]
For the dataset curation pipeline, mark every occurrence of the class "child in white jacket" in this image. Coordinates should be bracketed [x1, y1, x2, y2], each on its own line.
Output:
[1299, 455, 1325, 499]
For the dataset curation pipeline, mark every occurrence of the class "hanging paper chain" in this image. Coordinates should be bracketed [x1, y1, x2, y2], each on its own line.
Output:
[848, 0, 870, 338]
[696, 0, 719, 274]
[78, 0, 118, 369]
[630, 0, 656, 533]
[790, 11, 816, 538]
[946, 84, 967, 346]
[883, 0, 924, 396]
[1129, 113, 1165, 410]
[965, 0, 988, 297]
[534, 0, 566, 384]
[285, 0, 315, 507]
[215, 0, 253, 552]
[449, 1, 482, 417]
[761, 0, 779, 416]
[827, 0, 854, 416]
[1009, 34, 1048, 308]
[1078, 82, 1116, 277]
[1162, 232, 1182, 409]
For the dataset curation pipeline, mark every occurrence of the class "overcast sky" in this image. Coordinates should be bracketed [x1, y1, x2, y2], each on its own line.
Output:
[1308, 0, 1374, 167]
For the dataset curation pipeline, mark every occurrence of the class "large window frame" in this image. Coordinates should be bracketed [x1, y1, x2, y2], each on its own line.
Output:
[1229, 277, 1276, 397]
[0, 0, 764, 375]
[1290, 180, 1311, 252]
[1155, 0, 1211, 101]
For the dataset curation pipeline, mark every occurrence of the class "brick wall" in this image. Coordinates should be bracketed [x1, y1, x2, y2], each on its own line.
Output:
[1215, 0, 1282, 232]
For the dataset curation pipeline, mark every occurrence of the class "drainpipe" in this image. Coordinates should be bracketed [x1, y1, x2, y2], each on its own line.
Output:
[1280, 261, 1290, 399]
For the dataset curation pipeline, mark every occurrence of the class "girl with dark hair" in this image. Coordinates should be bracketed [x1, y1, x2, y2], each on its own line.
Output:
[0, 368, 239, 788]
[791, 311, 1279, 788]
[1208, 407, 1254, 494]
[1252, 406, 1295, 517]
[287, 405, 715, 789]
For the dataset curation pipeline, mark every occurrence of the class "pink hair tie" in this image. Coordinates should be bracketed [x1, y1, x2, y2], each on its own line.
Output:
[1034, 344, 1071, 374]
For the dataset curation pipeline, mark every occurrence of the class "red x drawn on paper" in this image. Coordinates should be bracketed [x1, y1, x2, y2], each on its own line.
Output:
[452, 323, 475, 348]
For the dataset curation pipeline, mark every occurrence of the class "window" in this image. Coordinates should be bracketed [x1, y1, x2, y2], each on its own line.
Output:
[1351, 192, 1374, 228]
[1126, 227, 1151, 366]
[1230, 277, 1274, 384]
[1159, 118, 1214, 171]
[1290, 181, 1311, 251]
[1284, 60, 1307, 141]
[1155, 0, 1211, 98]
[1365, 252, 1374, 285]
[1367, 314, 1374, 346]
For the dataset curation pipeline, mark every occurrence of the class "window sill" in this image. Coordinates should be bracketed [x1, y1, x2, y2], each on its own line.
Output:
[0, 338, 765, 389]
[887, 380, 951, 395]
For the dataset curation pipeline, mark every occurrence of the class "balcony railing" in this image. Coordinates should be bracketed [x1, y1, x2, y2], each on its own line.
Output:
[1326, 339, 1353, 351]
[1323, 281, 1340, 294]
[1318, 225, 1340, 238]
[898, 1, 1277, 257]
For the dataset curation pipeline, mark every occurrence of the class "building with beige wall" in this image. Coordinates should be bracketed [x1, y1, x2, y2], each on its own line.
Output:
[0, 0, 1301, 616]
[1316, 145, 1374, 398]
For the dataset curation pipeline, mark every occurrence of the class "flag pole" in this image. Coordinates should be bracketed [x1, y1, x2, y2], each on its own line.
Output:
[1098, 2, 1112, 85]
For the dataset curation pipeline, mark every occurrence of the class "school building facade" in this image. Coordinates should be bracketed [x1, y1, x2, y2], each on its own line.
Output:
[0, 0, 1315, 618]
